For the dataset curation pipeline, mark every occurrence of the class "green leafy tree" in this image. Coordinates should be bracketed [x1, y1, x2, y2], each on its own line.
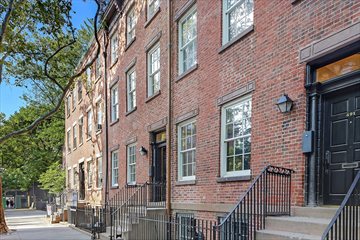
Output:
[39, 162, 65, 194]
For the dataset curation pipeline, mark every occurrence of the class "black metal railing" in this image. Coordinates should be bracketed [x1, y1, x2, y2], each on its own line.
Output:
[75, 206, 106, 235]
[213, 165, 294, 240]
[109, 182, 166, 240]
[322, 171, 360, 240]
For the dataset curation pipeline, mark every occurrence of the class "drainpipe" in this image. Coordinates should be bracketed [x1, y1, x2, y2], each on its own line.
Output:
[308, 92, 318, 207]
[166, 0, 172, 215]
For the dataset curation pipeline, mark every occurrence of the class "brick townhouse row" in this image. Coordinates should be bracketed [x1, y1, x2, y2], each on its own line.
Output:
[64, 0, 360, 225]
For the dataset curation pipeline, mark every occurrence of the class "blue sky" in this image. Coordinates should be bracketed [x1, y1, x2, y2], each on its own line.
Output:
[0, 0, 97, 118]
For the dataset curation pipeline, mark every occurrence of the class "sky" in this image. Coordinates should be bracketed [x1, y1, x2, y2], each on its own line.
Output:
[0, 0, 97, 118]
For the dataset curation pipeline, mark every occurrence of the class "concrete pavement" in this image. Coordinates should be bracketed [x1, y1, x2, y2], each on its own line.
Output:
[0, 209, 91, 240]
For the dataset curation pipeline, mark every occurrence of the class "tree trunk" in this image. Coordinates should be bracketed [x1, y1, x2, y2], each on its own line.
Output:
[0, 176, 9, 233]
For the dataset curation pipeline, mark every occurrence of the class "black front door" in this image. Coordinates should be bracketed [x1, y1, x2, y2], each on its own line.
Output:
[151, 131, 166, 202]
[323, 85, 360, 204]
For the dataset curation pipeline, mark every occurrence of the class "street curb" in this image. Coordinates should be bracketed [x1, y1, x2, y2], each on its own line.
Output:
[68, 225, 92, 237]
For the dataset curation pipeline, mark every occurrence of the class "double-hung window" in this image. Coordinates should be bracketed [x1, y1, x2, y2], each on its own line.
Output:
[95, 57, 101, 79]
[221, 96, 252, 177]
[87, 109, 93, 139]
[67, 129, 71, 153]
[73, 124, 77, 149]
[79, 117, 84, 145]
[66, 95, 71, 117]
[96, 101, 102, 132]
[111, 34, 118, 65]
[178, 120, 196, 181]
[127, 144, 136, 184]
[87, 159, 93, 188]
[77, 80, 83, 102]
[97, 156, 102, 188]
[111, 85, 119, 122]
[127, 68, 136, 112]
[222, 0, 254, 45]
[147, 43, 160, 97]
[127, 8, 136, 44]
[72, 89, 76, 110]
[86, 67, 92, 90]
[147, 0, 159, 20]
[178, 6, 197, 74]
[111, 150, 119, 187]
[73, 167, 77, 187]
[68, 169, 72, 188]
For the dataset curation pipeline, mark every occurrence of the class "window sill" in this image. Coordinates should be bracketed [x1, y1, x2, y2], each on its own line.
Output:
[110, 58, 118, 69]
[175, 179, 196, 186]
[217, 175, 251, 183]
[110, 185, 119, 189]
[78, 142, 83, 147]
[95, 75, 102, 84]
[67, 114, 70, 119]
[96, 130, 102, 136]
[72, 147, 77, 151]
[145, 91, 161, 103]
[78, 98, 83, 105]
[72, 107, 76, 113]
[86, 137, 92, 142]
[125, 37, 136, 52]
[218, 25, 254, 54]
[110, 118, 119, 126]
[125, 106, 137, 116]
[144, 7, 161, 28]
[176, 64, 198, 82]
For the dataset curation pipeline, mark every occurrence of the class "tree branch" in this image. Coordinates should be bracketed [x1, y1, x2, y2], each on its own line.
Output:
[0, 0, 102, 144]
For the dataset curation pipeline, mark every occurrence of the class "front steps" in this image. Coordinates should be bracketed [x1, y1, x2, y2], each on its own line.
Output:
[256, 206, 337, 240]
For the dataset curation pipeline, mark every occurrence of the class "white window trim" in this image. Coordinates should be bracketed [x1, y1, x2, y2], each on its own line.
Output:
[147, 43, 161, 97]
[177, 118, 196, 181]
[178, 5, 197, 75]
[220, 94, 252, 177]
[126, 68, 136, 112]
[87, 109, 93, 139]
[111, 85, 119, 122]
[147, 0, 160, 20]
[127, 7, 136, 44]
[127, 143, 137, 185]
[110, 33, 118, 65]
[87, 157, 93, 189]
[111, 150, 119, 187]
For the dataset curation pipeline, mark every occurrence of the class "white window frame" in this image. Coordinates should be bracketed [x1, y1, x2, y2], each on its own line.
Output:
[79, 116, 84, 145]
[87, 109, 93, 139]
[147, 43, 161, 97]
[68, 168, 72, 188]
[87, 158, 93, 189]
[127, 143, 136, 185]
[147, 0, 160, 20]
[95, 57, 101, 79]
[86, 67, 92, 90]
[73, 123, 77, 150]
[73, 166, 77, 187]
[96, 100, 102, 131]
[77, 80, 83, 102]
[111, 85, 119, 122]
[67, 128, 71, 153]
[110, 33, 118, 65]
[72, 88, 76, 110]
[111, 150, 119, 187]
[222, 0, 254, 45]
[97, 155, 102, 188]
[127, 7, 136, 44]
[178, 6, 197, 75]
[66, 95, 71, 116]
[220, 95, 252, 177]
[178, 119, 196, 181]
[126, 68, 136, 112]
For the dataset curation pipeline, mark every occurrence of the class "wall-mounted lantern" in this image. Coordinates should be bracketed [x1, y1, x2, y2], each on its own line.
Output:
[276, 94, 293, 113]
[139, 146, 148, 156]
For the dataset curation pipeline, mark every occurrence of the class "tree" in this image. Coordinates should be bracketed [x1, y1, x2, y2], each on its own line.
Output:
[39, 162, 65, 195]
[0, 0, 106, 233]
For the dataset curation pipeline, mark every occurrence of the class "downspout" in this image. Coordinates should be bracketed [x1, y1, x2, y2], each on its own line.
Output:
[103, 30, 110, 208]
[166, 0, 172, 215]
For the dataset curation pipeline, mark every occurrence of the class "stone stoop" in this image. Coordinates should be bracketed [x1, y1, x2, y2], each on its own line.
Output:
[256, 206, 338, 240]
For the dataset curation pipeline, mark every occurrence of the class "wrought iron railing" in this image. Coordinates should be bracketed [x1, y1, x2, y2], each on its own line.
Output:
[213, 165, 294, 240]
[109, 182, 166, 240]
[322, 171, 360, 240]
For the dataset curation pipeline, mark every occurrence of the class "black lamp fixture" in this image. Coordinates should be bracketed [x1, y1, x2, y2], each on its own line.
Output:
[139, 146, 148, 156]
[276, 94, 293, 113]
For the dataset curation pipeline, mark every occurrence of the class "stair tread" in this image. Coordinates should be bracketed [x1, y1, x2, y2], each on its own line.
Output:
[267, 216, 331, 224]
[258, 229, 321, 240]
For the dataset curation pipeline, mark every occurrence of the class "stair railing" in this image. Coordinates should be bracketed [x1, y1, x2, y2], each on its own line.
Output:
[213, 165, 294, 240]
[322, 170, 360, 240]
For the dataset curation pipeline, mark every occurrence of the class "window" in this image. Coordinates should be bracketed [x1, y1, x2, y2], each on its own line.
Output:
[67, 129, 71, 153]
[111, 85, 119, 122]
[221, 96, 252, 177]
[147, 0, 159, 20]
[222, 0, 254, 45]
[77, 80, 83, 102]
[86, 67, 91, 90]
[111, 150, 119, 187]
[178, 120, 196, 181]
[72, 89, 76, 109]
[95, 57, 101, 79]
[79, 117, 84, 145]
[111, 34, 118, 65]
[68, 169, 72, 188]
[96, 101, 102, 132]
[178, 6, 197, 74]
[177, 214, 195, 240]
[97, 156, 102, 188]
[87, 159, 93, 188]
[127, 7, 136, 44]
[127, 144, 136, 184]
[66, 95, 71, 116]
[87, 109, 93, 139]
[127, 68, 136, 111]
[147, 43, 160, 97]
[73, 167, 77, 187]
[73, 124, 77, 149]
